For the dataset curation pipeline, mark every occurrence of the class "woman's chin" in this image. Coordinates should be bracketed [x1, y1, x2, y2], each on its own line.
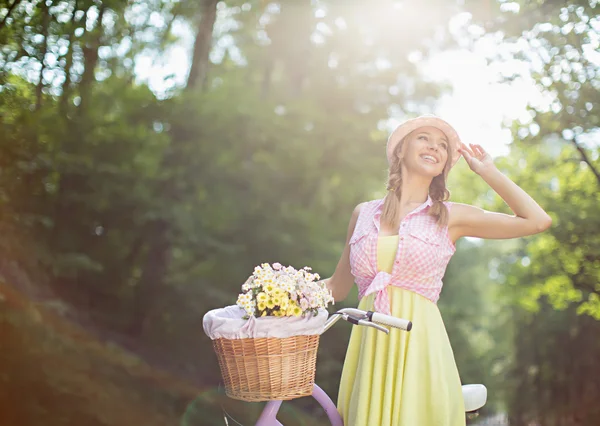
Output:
[406, 163, 444, 178]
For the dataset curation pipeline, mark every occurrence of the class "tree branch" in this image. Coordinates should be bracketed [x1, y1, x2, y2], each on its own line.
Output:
[0, 0, 22, 31]
[571, 136, 600, 187]
[571, 280, 600, 296]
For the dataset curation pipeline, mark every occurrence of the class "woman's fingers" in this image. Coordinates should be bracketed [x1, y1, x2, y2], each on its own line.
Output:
[460, 143, 474, 157]
[459, 144, 474, 164]
[469, 143, 486, 159]
[469, 143, 480, 158]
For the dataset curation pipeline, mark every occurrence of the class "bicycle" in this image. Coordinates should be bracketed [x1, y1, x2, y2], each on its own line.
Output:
[192, 307, 488, 426]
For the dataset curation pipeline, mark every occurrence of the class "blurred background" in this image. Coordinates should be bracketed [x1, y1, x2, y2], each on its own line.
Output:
[0, 0, 598, 425]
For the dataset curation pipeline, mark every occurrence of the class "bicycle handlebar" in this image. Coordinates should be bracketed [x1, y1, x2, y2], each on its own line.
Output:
[368, 311, 413, 331]
[322, 308, 412, 334]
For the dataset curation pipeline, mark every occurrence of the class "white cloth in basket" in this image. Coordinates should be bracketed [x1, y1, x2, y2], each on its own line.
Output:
[203, 305, 329, 340]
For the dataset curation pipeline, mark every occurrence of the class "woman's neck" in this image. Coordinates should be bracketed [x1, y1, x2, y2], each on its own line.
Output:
[399, 173, 431, 205]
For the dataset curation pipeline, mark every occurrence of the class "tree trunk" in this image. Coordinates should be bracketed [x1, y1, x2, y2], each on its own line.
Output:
[78, 2, 105, 115]
[35, 0, 52, 111]
[59, 0, 79, 117]
[266, 2, 312, 96]
[186, 0, 218, 91]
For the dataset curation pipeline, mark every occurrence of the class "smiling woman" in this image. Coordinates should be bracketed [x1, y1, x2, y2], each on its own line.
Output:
[324, 114, 551, 426]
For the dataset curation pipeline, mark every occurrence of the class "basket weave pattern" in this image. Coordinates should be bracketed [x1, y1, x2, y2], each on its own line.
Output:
[213, 334, 320, 402]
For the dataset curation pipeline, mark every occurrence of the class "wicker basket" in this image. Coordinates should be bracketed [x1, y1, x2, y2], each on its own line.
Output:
[212, 334, 320, 402]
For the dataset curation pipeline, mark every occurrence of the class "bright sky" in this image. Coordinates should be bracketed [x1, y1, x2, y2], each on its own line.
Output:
[421, 49, 533, 158]
[135, 8, 549, 159]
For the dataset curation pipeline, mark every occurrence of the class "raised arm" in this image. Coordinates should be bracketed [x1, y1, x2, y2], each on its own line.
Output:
[323, 203, 363, 302]
[449, 143, 552, 241]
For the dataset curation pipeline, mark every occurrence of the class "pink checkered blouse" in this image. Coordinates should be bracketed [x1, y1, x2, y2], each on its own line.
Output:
[349, 196, 456, 315]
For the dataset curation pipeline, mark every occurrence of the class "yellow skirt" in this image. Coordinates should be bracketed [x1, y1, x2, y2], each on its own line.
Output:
[337, 287, 466, 426]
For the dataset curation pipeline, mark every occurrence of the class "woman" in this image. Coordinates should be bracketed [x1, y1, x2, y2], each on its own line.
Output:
[325, 115, 552, 426]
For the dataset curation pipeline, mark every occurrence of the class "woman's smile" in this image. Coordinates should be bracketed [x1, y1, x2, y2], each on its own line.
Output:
[419, 153, 439, 164]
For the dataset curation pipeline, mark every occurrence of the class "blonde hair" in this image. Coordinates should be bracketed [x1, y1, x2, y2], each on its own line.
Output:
[381, 132, 451, 231]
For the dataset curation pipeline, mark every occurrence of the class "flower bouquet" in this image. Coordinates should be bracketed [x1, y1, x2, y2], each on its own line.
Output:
[236, 262, 334, 319]
[203, 262, 334, 402]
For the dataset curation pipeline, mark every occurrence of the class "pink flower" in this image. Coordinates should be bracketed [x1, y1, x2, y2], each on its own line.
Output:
[272, 262, 282, 270]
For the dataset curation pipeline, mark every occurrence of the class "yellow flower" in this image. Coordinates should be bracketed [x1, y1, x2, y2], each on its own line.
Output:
[260, 310, 267, 317]
[273, 296, 281, 306]
[279, 295, 289, 309]
[266, 298, 276, 309]
[286, 301, 298, 316]
[273, 288, 283, 297]
[264, 284, 275, 293]
[257, 292, 267, 303]
[257, 301, 267, 311]
[273, 309, 282, 317]
[292, 306, 302, 317]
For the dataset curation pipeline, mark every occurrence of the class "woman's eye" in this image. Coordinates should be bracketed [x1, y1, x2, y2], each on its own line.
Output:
[418, 135, 428, 140]
[440, 143, 448, 150]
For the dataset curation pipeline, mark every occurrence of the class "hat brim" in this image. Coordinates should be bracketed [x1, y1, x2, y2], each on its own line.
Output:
[386, 115, 462, 169]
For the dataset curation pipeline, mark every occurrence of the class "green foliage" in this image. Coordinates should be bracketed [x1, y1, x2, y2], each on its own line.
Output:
[489, 142, 600, 319]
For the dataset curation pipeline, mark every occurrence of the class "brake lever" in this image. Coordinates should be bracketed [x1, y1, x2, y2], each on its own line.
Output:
[334, 308, 369, 319]
[325, 310, 392, 334]
[358, 319, 389, 334]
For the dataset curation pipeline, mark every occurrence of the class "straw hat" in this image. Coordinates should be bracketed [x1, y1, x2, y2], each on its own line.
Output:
[386, 115, 462, 168]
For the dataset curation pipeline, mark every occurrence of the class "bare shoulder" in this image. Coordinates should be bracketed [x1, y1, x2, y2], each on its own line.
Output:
[352, 202, 366, 217]
[349, 199, 379, 230]
[334, 202, 365, 245]
[348, 202, 365, 229]
[350, 198, 380, 222]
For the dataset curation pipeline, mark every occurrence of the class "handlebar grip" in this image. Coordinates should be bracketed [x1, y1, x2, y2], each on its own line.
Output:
[368, 311, 412, 331]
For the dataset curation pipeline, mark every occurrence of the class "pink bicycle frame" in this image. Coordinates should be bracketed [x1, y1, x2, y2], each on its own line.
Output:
[255, 383, 343, 426]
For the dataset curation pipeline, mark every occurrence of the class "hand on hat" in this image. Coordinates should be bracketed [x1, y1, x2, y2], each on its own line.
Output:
[458, 143, 495, 175]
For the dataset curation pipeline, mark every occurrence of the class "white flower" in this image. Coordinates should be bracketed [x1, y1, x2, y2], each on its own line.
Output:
[300, 298, 309, 311]
[238, 263, 334, 317]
